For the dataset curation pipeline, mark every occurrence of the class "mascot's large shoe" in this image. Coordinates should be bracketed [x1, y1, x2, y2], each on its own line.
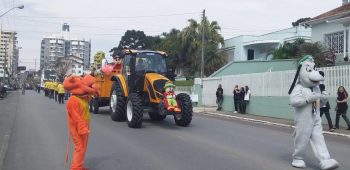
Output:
[320, 159, 339, 170]
[288, 55, 339, 170]
[292, 159, 306, 168]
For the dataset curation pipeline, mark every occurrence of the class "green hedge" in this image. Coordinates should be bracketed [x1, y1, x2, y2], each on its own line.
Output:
[174, 80, 194, 86]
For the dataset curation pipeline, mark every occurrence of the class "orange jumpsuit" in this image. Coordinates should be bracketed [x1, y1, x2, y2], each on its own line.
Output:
[66, 95, 91, 170]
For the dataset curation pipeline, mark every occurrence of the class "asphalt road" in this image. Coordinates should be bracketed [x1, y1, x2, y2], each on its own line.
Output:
[2, 90, 350, 170]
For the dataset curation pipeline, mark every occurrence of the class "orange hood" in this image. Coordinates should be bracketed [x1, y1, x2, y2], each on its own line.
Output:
[63, 74, 99, 96]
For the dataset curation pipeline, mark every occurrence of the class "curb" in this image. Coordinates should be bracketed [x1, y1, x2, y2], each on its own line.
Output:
[195, 111, 350, 139]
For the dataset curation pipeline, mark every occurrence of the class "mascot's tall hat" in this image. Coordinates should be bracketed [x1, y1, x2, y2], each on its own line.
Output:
[288, 55, 314, 95]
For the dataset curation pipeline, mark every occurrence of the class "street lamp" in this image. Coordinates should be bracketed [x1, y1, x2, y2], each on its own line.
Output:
[0, 5, 24, 18]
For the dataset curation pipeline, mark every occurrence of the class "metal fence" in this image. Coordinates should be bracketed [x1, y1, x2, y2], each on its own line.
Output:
[198, 65, 350, 106]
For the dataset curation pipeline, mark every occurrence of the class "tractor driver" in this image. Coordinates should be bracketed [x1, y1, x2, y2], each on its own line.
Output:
[136, 59, 145, 71]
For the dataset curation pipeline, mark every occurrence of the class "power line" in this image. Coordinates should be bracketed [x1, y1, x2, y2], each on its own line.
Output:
[13, 18, 174, 33]
[10, 11, 200, 19]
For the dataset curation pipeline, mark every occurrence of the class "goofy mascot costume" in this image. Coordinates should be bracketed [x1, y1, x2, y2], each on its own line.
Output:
[288, 55, 339, 170]
[64, 74, 98, 170]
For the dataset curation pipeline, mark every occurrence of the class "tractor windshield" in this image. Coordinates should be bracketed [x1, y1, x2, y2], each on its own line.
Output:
[136, 53, 167, 73]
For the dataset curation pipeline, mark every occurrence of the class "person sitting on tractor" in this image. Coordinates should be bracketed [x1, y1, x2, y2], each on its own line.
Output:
[112, 53, 123, 74]
[163, 81, 181, 113]
[136, 59, 145, 71]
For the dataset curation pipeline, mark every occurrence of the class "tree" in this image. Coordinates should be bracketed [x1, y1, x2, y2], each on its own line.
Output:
[54, 57, 71, 82]
[181, 17, 227, 78]
[292, 17, 311, 27]
[151, 29, 182, 71]
[297, 42, 327, 67]
[272, 38, 328, 67]
[110, 30, 150, 54]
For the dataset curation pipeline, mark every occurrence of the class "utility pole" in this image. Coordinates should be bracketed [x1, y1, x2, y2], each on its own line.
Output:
[35, 58, 37, 71]
[201, 9, 205, 88]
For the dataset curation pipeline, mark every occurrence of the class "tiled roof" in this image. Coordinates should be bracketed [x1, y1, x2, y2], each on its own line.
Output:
[312, 3, 350, 21]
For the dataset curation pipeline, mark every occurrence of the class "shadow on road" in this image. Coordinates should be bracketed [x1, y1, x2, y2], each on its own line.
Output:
[92, 107, 192, 130]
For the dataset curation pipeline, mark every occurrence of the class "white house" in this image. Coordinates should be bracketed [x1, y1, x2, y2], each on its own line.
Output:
[306, 0, 350, 62]
[222, 26, 311, 62]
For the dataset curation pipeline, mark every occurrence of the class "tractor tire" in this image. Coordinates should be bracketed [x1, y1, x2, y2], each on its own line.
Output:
[174, 93, 193, 127]
[149, 112, 166, 121]
[126, 93, 143, 128]
[91, 98, 99, 114]
[110, 82, 127, 121]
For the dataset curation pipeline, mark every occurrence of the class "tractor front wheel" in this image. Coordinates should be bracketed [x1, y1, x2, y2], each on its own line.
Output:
[174, 93, 193, 127]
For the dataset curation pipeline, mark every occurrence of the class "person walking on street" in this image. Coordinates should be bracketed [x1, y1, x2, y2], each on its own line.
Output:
[335, 86, 350, 130]
[319, 84, 335, 132]
[242, 86, 251, 114]
[216, 84, 224, 111]
[21, 83, 26, 95]
[50, 81, 55, 99]
[57, 82, 65, 104]
[54, 81, 59, 102]
[233, 85, 240, 113]
[239, 87, 245, 113]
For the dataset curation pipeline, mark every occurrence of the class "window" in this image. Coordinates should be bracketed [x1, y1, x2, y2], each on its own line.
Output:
[247, 49, 254, 60]
[324, 31, 348, 54]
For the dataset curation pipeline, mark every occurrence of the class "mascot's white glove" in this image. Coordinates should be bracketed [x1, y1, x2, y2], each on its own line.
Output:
[306, 92, 320, 103]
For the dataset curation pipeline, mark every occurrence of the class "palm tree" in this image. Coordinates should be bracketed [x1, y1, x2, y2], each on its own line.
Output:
[181, 17, 227, 78]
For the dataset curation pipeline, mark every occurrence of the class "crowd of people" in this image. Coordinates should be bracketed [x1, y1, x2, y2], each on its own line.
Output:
[215, 84, 251, 113]
[215, 83, 350, 131]
[320, 84, 350, 131]
[41, 80, 66, 104]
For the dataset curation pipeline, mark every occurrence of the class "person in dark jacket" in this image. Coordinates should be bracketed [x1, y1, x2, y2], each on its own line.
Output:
[216, 84, 224, 111]
[335, 86, 350, 130]
[233, 85, 240, 113]
[238, 87, 245, 114]
[319, 84, 335, 132]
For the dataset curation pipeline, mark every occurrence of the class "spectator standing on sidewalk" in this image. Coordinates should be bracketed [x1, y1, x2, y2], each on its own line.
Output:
[335, 86, 350, 130]
[319, 84, 335, 132]
[238, 87, 245, 113]
[216, 84, 224, 111]
[233, 85, 240, 113]
[242, 86, 251, 114]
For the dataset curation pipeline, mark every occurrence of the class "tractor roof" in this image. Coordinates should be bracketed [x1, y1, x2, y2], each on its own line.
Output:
[121, 49, 168, 57]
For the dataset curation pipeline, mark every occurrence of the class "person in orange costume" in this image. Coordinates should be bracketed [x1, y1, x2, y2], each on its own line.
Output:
[64, 74, 98, 170]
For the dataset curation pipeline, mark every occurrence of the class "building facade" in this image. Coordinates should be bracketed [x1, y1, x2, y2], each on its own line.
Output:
[40, 24, 91, 71]
[0, 29, 18, 80]
[306, 0, 350, 63]
[221, 26, 311, 62]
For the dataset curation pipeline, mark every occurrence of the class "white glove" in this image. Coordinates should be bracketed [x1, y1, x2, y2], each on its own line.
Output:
[306, 92, 320, 103]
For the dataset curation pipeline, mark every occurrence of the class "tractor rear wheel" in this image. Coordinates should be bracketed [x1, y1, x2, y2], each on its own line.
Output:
[90, 98, 99, 114]
[126, 93, 143, 128]
[174, 93, 193, 126]
[110, 82, 127, 121]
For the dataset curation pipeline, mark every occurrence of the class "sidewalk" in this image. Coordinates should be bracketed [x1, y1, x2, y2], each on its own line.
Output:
[193, 106, 350, 138]
[0, 91, 20, 169]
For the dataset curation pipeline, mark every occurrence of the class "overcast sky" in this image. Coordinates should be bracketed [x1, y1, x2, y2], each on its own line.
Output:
[0, 0, 341, 70]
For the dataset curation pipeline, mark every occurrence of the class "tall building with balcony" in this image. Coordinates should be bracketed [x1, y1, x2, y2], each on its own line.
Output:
[0, 29, 18, 79]
[40, 23, 91, 70]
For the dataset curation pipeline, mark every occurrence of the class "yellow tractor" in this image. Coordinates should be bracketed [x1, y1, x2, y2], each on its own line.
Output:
[110, 49, 193, 128]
